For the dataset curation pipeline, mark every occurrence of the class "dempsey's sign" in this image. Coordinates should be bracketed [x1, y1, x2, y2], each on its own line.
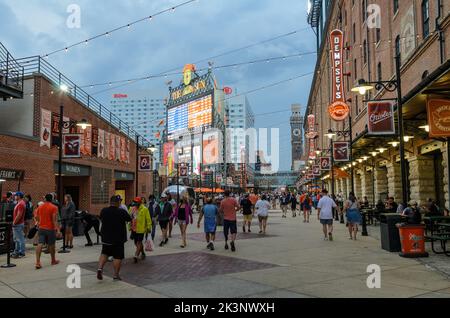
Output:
[328, 29, 350, 122]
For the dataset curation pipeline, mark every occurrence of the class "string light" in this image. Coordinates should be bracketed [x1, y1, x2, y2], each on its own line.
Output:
[40, 0, 197, 58]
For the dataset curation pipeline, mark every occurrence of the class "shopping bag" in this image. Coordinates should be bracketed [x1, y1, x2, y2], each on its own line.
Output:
[27, 225, 38, 239]
[145, 239, 154, 252]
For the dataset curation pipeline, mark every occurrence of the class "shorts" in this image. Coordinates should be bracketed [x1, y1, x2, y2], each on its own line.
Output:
[243, 214, 253, 222]
[131, 231, 144, 244]
[177, 219, 187, 225]
[320, 219, 333, 225]
[258, 215, 268, 222]
[223, 220, 237, 235]
[101, 244, 125, 260]
[38, 229, 56, 245]
[61, 219, 74, 228]
[159, 220, 169, 230]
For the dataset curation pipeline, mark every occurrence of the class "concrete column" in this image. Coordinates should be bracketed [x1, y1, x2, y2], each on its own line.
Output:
[361, 168, 374, 205]
[408, 155, 436, 206]
[374, 166, 388, 202]
[386, 162, 402, 202]
[354, 172, 362, 200]
[442, 145, 450, 209]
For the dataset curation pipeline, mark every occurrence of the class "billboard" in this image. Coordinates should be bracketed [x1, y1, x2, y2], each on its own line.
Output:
[163, 142, 175, 176]
[168, 94, 213, 136]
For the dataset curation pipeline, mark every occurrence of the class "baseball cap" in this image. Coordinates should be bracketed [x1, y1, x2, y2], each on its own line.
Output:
[160, 192, 168, 198]
[133, 197, 142, 204]
[15, 192, 24, 198]
[110, 195, 121, 203]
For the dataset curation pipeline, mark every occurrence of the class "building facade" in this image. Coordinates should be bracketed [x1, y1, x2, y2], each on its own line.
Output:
[304, 0, 450, 208]
[290, 104, 304, 171]
[0, 54, 154, 214]
[109, 92, 165, 165]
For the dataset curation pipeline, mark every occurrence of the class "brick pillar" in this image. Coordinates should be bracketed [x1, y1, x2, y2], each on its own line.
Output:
[374, 166, 388, 202]
[408, 156, 436, 206]
[386, 162, 402, 201]
[339, 178, 347, 197]
[354, 172, 362, 200]
[361, 169, 374, 205]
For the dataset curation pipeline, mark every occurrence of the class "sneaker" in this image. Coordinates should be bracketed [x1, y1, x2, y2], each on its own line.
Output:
[113, 276, 122, 281]
[164, 238, 169, 244]
[97, 269, 103, 280]
[159, 241, 164, 247]
[324, 237, 328, 241]
[18, 254, 25, 258]
[11, 254, 19, 259]
[85, 242, 93, 247]
[248, 228, 251, 233]
[259, 230, 263, 234]
[225, 242, 229, 250]
[108, 256, 113, 262]
[210, 243, 215, 251]
[328, 233, 333, 241]
[230, 241, 236, 252]
[207, 242, 212, 249]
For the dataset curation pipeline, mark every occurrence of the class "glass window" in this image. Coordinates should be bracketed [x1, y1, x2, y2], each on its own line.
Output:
[422, 0, 430, 38]
[393, 0, 399, 15]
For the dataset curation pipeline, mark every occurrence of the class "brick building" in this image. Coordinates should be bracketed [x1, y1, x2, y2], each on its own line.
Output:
[0, 54, 155, 214]
[304, 0, 450, 207]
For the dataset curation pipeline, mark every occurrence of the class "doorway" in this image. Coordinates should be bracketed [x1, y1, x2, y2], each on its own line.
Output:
[433, 152, 445, 209]
[64, 186, 80, 210]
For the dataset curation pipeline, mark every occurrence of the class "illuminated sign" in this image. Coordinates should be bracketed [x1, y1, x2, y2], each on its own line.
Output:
[167, 94, 213, 136]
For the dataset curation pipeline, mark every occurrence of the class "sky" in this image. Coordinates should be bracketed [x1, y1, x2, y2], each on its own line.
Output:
[0, 0, 317, 171]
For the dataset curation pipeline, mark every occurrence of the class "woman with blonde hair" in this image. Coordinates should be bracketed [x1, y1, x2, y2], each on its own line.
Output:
[172, 195, 193, 248]
[61, 194, 76, 249]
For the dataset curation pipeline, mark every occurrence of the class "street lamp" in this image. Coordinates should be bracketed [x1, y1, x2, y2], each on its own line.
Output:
[352, 53, 408, 205]
[57, 84, 90, 254]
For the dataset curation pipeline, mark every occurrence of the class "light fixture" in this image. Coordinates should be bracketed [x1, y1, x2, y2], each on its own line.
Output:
[388, 141, 399, 147]
[357, 159, 363, 163]
[377, 148, 387, 153]
[147, 145, 157, 152]
[347, 164, 352, 168]
[352, 162, 357, 166]
[315, 150, 321, 155]
[60, 84, 69, 92]
[0, 179, 5, 182]
[362, 156, 369, 161]
[419, 125, 430, 132]
[76, 119, 91, 130]
[309, 160, 314, 164]
[403, 136, 414, 142]
[371, 151, 378, 157]
[325, 129, 336, 139]
[351, 79, 374, 96]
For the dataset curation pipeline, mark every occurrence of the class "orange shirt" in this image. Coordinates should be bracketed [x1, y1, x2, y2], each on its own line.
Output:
[249, 194, 258, 205]
[36, 202, 58, 230]
[220, 197, 240, 221]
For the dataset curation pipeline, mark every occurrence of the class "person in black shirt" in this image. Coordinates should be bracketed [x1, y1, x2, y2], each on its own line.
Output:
[79, 210, 101, 246]
[96, 195, 132, 281]
[240, 194, 254, 233]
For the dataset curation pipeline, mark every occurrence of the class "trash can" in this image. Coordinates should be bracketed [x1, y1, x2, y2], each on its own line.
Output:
[398, 224, 429, 258]
[380, 213, 402, 252]
[72, 215, 85, 237]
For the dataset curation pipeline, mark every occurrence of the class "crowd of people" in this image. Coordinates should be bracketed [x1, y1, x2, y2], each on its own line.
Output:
[2, 187, 450, 281]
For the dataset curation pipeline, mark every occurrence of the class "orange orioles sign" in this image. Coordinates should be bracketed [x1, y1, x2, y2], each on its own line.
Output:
[427, 99, 450, 137]
[328, 29, 350, 121]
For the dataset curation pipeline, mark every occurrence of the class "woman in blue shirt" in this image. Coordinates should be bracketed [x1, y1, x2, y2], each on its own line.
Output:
[197, 196, 218, 250]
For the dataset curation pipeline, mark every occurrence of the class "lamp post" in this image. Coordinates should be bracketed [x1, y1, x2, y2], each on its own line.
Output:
[352, 54, 407, 205]
[56, 84, 90, 254]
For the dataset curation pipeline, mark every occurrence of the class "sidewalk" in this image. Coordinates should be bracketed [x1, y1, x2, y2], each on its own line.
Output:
[0, 208, 449, 298]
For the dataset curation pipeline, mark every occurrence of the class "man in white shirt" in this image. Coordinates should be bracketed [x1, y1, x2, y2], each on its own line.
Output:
[255, 195, 271, 234]
[317, 189, 340, 241]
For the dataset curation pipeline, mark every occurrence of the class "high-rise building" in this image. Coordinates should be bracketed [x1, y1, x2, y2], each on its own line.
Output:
[109, 92, 165, 163]
[290, 104, 304, 171]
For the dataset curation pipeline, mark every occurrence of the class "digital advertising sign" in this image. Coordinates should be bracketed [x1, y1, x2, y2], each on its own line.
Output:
[167, 94, 213, 136]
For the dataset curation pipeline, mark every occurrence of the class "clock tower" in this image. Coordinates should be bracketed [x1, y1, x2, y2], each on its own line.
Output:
[290, 104, 304, 171]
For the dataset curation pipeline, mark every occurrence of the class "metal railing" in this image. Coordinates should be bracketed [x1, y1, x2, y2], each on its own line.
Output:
[0, 43, 24, 93]
[16, 55, 151, 148]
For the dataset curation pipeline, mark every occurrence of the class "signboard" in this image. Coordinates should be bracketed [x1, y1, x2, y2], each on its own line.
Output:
[320, 157, 331, 171]
[179, 165, 188, 177]
[0, 168, 25, 181]
[167, 94, 212, 136]
[305, 114, 318, 139]
[333, 142, 350, 162]
[114, 171, 134, 181]
[113, 94, 128, 98]
[427, 99, 450, 137]
[308, 139, 316, 160]
[0, 223, 13, 255]
[216, 174, 223, 183]
[53, 162, 91, 177]
[139, 155, 151, 171]
[328, 29, 350, 121]
[40, 108, 51, 148]
[227, 177, 233, 186]
[163, 142, 175, 176]
[63, 134, 81, 158]
[367, 101, 395, 135]
[312, 165, 321, 176]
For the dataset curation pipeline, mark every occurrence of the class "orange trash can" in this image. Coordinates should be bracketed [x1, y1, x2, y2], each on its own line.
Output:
[398, 224, 429, 258]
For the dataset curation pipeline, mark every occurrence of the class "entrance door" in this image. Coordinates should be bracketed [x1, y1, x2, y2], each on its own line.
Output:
[64, 186, 80, 210]
[115, 189, 126, 205]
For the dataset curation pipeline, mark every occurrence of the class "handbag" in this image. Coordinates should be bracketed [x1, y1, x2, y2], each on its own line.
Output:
[27, 225, 38, 239]
[145, 239, 154, 252]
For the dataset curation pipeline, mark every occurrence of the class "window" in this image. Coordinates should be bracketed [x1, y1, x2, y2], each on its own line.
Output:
[422, 0, 430, 38]
[353, 23, 356, 43]
[363, 39, 367, 64]
[395, 35, 401, 59]
[354, 59, 358, 79]
[393, 0, 399, 15]
[362, 0, 367, 23]
[376, 28, 381, 43]
[377, 62, 382, 83]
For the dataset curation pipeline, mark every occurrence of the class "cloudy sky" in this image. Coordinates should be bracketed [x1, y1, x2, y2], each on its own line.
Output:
[1, 0, 317, 170]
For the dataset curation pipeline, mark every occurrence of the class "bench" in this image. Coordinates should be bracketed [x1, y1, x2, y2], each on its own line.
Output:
[424, 222, 450, 256]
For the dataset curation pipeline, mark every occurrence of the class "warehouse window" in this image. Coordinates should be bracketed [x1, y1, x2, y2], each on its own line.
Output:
[395, 35, 401, 60]
[393, 0, 399, 15]
[422, 0, 430, 38]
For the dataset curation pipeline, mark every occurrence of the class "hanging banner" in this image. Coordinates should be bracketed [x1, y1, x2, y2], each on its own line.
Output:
[62, 116, 70, 134]
[63, 134, 82, 158]
[367, 101, 395, 135]
[328, 29, 350, 121]
[427, 99, 450, 137]
[97, 129, 105, 158]
[305, 114, 318, 139]
[120, 137, 126, 163]
[308, 139, 316, 160]
[51, 112, 60, 147]
[203, 135, 219, 165]
[163, 142, 175, 176]
[109, 133, 115, 161]
[312, 165, 321, 176]
[126, 140, 130, 164]
[333, 142, 350, 162]
[138, 155, 151, 171]
[320, 157, 331, 171]
[91, 127, 98, 157]
[104, 132, 110, 160]
[79, 126, 92, 156]
[40, 108, 52, 148]
[115, 135, 121, 161]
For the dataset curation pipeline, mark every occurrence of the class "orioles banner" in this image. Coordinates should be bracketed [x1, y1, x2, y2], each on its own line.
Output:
[328, 29, 350, 121]
[427, 99, 450, 137]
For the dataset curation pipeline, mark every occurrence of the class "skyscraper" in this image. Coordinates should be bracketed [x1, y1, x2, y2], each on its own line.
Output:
[290, 104, 304, 171]
[109, 92, 166, 163]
